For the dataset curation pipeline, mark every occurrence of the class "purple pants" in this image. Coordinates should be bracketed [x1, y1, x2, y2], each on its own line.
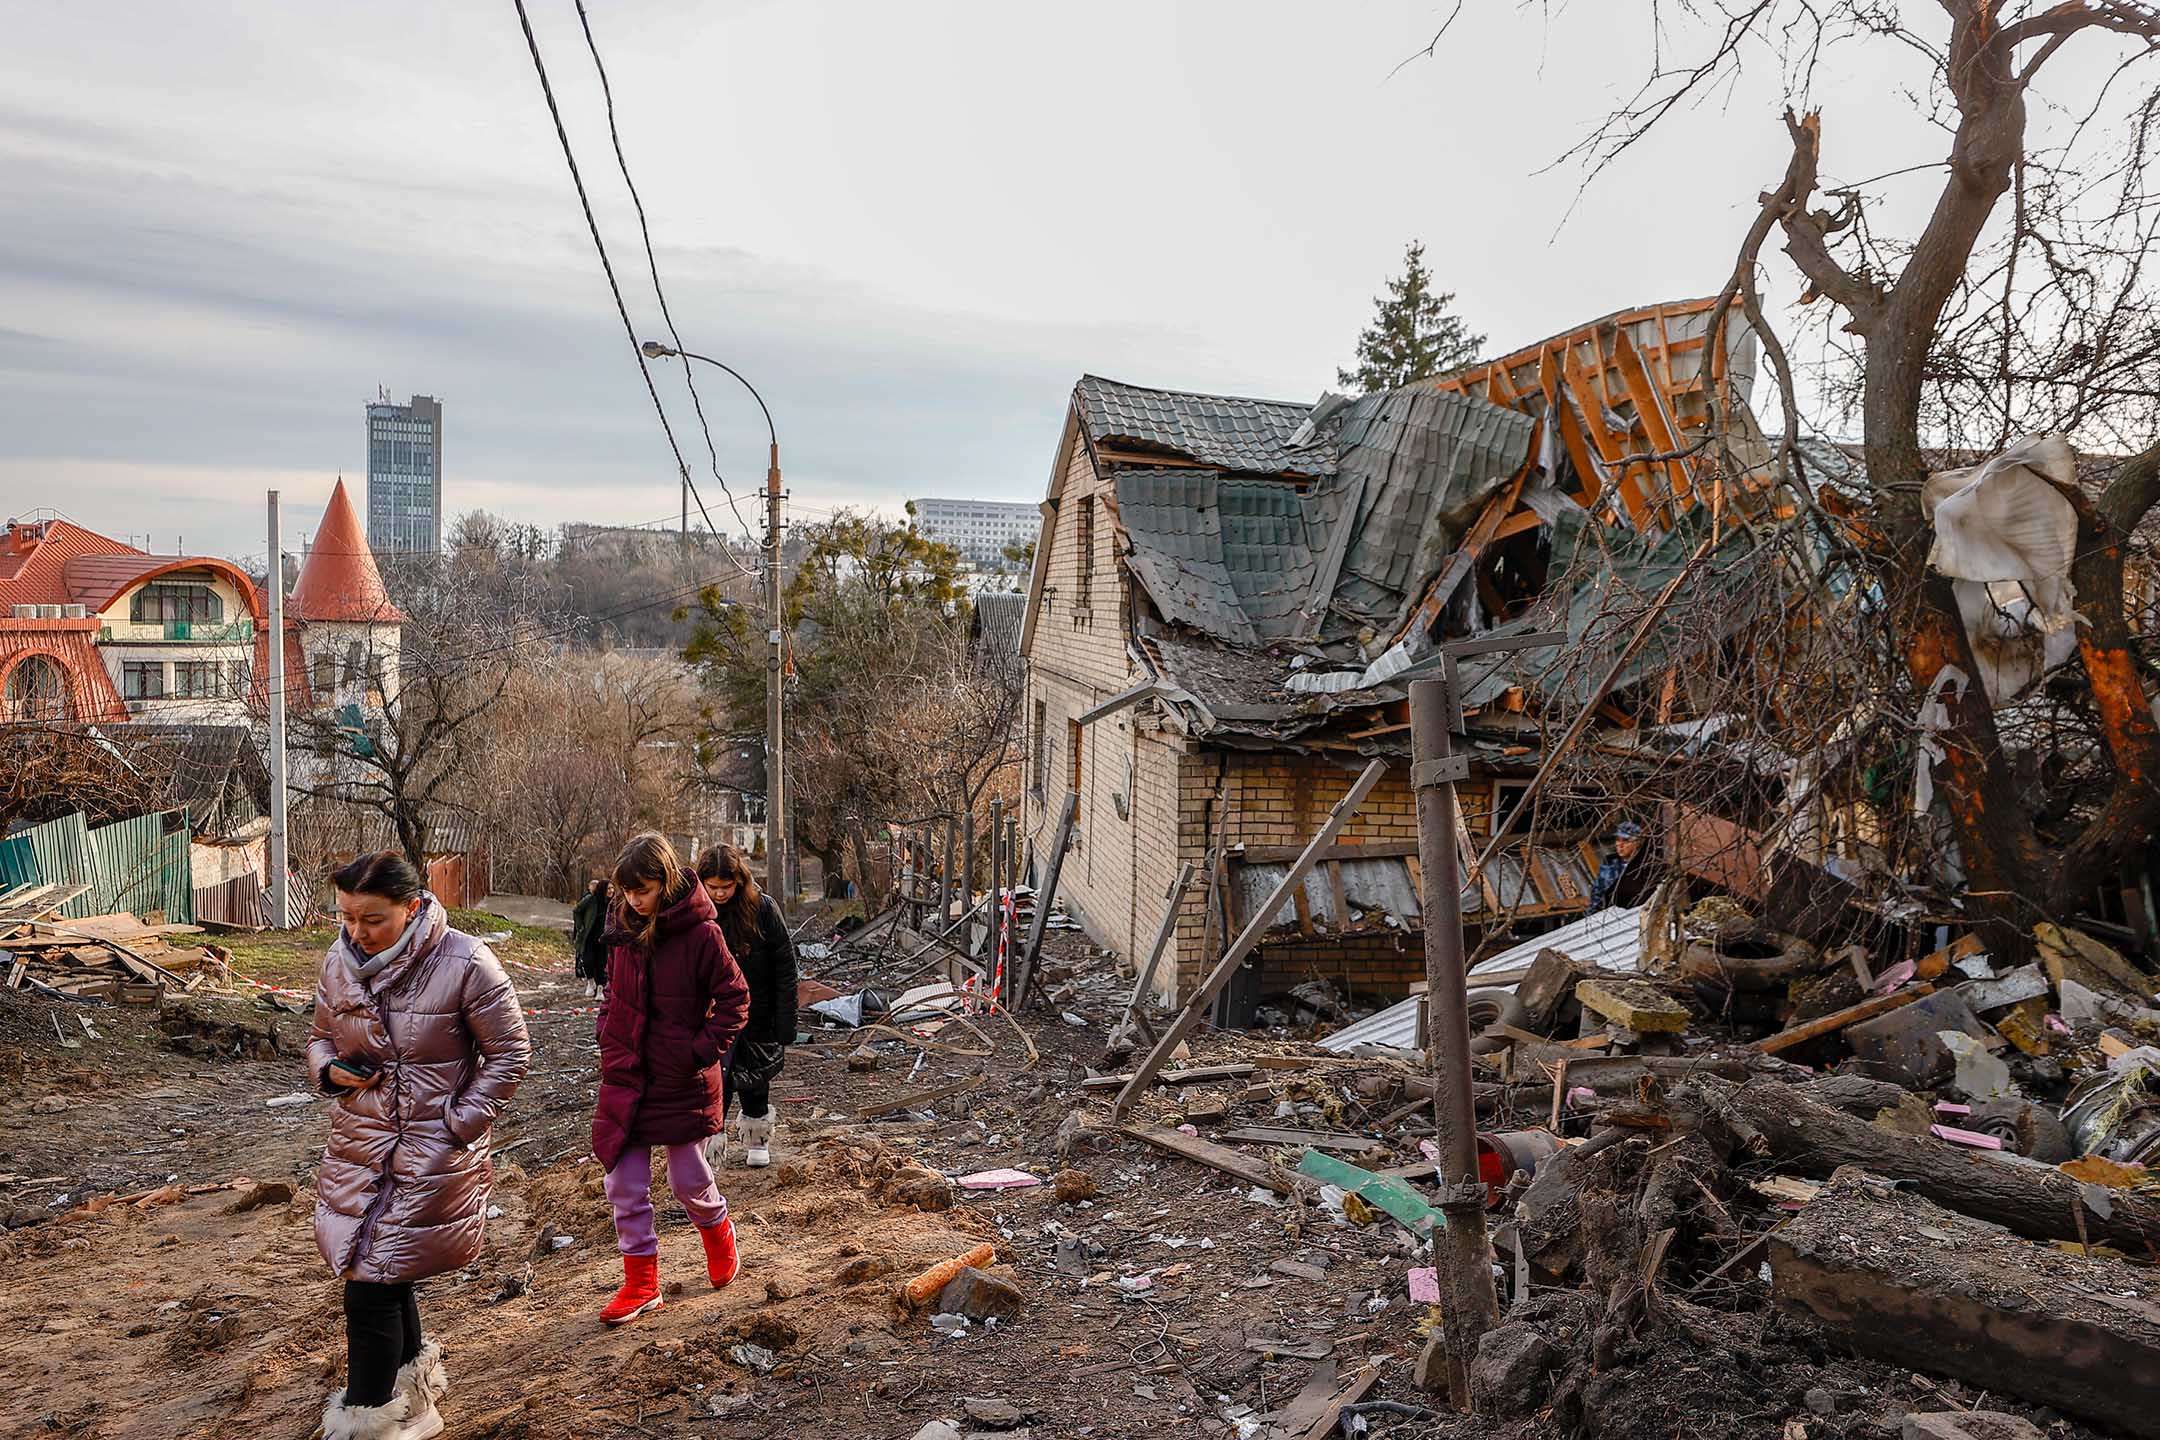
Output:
[604, 1144, 729, 1256]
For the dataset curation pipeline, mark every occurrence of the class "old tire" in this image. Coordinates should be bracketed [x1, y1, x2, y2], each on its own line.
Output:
[1679, 924, 1820, 993]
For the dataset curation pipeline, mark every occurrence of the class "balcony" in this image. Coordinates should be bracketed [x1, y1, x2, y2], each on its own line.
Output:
[100, 619, 255, 644]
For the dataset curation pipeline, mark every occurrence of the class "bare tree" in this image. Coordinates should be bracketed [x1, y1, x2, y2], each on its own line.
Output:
[1494, 2, 2160, 956]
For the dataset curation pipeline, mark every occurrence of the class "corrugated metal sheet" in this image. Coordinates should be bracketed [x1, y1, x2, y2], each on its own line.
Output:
[0, 813, 97, 917]
[1235, 844, 1595, 931]
[1317, 902, 1646, 1053]
[0, 807, 194, 921]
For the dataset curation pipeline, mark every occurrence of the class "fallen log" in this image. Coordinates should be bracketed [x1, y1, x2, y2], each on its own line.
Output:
[1697, 1075, 2160, 1254]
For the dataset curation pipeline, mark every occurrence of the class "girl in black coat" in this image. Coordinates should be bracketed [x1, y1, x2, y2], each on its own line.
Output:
[695, 844, 797, 1167]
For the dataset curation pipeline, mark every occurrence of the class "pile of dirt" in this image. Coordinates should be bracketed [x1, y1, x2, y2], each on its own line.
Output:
[156, 999, 285, 1062]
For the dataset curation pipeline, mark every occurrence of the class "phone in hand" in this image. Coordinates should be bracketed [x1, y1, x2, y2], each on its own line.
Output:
[329, 1055, 381, 1087]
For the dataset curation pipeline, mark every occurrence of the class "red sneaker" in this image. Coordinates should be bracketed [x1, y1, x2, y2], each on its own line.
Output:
[698, 1218, 740, 1289]
[599, 1253, 663, 1324]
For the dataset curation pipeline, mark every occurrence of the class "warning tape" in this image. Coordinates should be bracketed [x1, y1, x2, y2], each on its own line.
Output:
[233, 972, 314, 1002]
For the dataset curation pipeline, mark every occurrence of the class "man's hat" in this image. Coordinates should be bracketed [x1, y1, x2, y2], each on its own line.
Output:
[1614, 821, 1644, 841]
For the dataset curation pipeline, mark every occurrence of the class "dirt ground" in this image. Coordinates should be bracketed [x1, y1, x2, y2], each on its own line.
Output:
[0, 911, 2104, 1440]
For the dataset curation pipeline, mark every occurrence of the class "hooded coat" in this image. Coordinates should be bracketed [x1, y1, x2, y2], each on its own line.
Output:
[307, 896, 533, 1284]
[591, 880, 751, 1170]
[720, 892, 797, 1086]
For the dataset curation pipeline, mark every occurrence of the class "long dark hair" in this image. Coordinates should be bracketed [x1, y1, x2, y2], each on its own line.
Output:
[695, 843, 763, 955]
[612, 833, 687, 952]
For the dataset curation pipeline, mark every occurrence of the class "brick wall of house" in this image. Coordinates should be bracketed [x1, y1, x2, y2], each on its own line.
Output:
[1019, 426, 1153, 963]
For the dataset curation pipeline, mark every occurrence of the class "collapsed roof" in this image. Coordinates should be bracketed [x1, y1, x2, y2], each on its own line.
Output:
[1040, 297, 1776, 746]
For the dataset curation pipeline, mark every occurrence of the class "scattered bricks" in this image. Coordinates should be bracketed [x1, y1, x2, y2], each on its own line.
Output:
[1770, 1178, 2160, 1435]
[1901, 1414, 2043, 1440]
[935, 1267, 1024, 1323]
[1468, 1323, 1558, 1418]
[1575, 977, 1688, 1034]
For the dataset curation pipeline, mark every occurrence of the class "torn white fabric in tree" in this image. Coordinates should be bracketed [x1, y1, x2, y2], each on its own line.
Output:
[1922, 434, 2081, 704]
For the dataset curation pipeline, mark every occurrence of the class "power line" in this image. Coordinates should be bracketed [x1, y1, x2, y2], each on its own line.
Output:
[573, 0, 763, 554]
[508, 0, 756, 578]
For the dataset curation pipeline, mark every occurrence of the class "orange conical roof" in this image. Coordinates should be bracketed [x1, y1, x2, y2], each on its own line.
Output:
[289, 478, 406, 624]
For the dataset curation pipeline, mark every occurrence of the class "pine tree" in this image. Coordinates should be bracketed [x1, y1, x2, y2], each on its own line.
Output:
[1336, 241, 1484, 392]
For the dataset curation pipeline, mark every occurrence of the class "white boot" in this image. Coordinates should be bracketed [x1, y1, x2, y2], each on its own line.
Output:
[391, 1340, 447, 1440]
[702, 1126, 730, 1171]
[321, 1389, 411, 1440]
[738, 1111, 774, 1168]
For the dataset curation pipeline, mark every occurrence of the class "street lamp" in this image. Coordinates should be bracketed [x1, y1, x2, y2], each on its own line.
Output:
[643, 339, 788, 908]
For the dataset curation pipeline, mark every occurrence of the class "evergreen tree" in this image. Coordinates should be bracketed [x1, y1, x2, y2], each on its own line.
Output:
[1336, 241, 1484, 392]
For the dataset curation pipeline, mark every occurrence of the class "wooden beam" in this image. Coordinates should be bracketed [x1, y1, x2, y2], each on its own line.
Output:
[1123, 1123, 1313, 1198]
[1010, 791, 1079, 1008]
[1110, 759, 1389, 1119]
[1078, 681, 1160, 727]
[1120, 860, 1199, 1034]
[1752, 986, 1933, 1056]
[1233, 840, 1419, 865]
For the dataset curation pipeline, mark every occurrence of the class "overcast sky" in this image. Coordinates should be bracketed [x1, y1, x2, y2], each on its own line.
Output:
[0, 2, 2132, 560]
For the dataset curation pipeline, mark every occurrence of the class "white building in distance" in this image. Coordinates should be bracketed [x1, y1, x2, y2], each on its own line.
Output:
[910, 497, 1038, 568]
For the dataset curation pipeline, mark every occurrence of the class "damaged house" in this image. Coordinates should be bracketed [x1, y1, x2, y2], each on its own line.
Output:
[1017, 297, 1786, 1012]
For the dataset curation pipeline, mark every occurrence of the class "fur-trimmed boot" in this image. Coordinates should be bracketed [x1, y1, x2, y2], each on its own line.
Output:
[391, 1339, 447, 1440]
[320, 1388, 411, 1440]
[736, 1111, 774, 1168]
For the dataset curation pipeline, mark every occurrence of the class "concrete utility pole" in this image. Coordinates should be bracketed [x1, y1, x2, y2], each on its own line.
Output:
[764, 439, 786, 908]
[1407, 629, 1562, 1408]
[266, 492, 289, 930]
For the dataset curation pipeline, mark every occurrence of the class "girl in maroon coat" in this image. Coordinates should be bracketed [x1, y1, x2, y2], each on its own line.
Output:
[593, 833, 752, 1323]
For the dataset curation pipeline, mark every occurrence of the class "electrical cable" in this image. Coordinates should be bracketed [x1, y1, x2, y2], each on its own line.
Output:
[573, 0, 763, 555]
[508, 0, 756, 578]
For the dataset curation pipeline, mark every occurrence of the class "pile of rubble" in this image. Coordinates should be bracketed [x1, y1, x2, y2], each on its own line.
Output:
[0, 881, 217, 1008]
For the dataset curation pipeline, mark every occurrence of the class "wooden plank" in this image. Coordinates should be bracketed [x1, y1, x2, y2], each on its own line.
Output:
[1326, 861, 1348, 936]
[1291, 882, 1314, 938]
[1562, 344, 1648, 528]
[1080, 1062, 1257, 1092]
[1294, 1360, 1384, 1440]
[851, 1073, 984, 1122]
[1120, 860, 1198, 1033]
[1011, 790, 1079, 1008]
[1124, 1124, 1311, 1198]
[1221, 1127, 1384, 1156]
[1111, 760, 1390, 1120]
[1752, 986, 1933, 1056]
[1613, 326, 1694, 519]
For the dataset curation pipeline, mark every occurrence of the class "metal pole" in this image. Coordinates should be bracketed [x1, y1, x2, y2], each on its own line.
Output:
[266, 492, 289, 931]
[961, 806, 976, 955]
[1409, 672, 1498, 1407]
[764, 442, 787, 914]
[939, 816, 955, 925]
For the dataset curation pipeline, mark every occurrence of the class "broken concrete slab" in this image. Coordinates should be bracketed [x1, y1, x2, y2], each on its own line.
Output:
[1770, 1177, 2160, 1435]
[936, 1267, 1024, 1323]
[1575, 976, 1688, 1034]
[1468, 1322, 1557, 1418]
[1844, 988, 1995, 1088]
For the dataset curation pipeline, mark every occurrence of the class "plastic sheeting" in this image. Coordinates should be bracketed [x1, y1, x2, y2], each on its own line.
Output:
[1922, 435, 2081, 705]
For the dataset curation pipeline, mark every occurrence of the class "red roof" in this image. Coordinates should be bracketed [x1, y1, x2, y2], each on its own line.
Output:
[0, 519, 261, 617]
[289, 479, 405, 624]
[0, 622, 128, 722]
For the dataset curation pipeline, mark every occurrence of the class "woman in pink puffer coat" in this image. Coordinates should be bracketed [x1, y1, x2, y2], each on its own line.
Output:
[308, 850, 531, 1440]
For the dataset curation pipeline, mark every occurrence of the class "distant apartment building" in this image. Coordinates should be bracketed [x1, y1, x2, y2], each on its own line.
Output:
[910, 497, 1039, 567]
[365, 392, 443, 555]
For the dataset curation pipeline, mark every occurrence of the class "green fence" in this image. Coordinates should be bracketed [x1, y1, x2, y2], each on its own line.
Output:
[0, 808, 194, 922]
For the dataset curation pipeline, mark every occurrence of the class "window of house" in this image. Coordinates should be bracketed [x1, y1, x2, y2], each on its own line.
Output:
[228, 658, 252, 699]
[314, 652, 337, 693]
[1067, 718, 1083, 796]
[4, 655, 70, 721]
[1075, 495, 1096, 612]
[130, 582, 221, 624]
[173, 661, 221, 698]
[1032, 699, 1048, 796]
[123, 661, 165, 700]
[1493, 779, 1532, 834]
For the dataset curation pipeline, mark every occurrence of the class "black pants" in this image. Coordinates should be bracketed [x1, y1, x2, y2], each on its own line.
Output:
[723, 1064, 769, 1121]
[343, 1279, 421, 1407]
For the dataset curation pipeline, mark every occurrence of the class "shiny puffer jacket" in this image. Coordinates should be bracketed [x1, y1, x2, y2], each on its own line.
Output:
[307, 896, 532, 1284]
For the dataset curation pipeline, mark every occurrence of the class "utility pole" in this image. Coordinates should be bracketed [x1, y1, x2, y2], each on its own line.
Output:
[765, 440, 786, 909]
[266, 492, 289, 931]
[1408, 630, 1562, 1408]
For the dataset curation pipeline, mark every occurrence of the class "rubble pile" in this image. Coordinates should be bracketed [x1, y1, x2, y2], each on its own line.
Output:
[0, 881, 214, 1007]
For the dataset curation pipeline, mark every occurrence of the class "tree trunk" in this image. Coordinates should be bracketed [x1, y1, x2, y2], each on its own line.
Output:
[1696, 1076, 2160, 1255]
